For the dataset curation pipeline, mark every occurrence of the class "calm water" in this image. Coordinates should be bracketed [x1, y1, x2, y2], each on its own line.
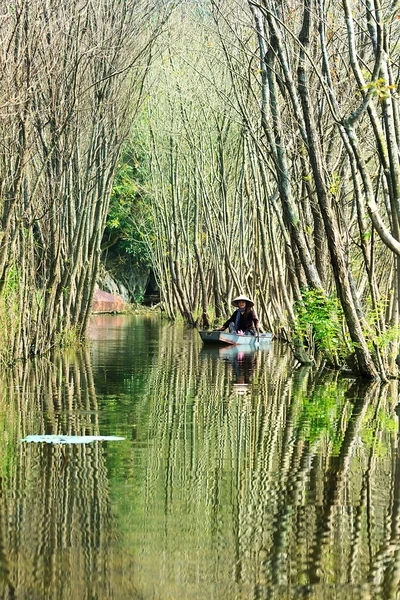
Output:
[0, 315, 399, 599]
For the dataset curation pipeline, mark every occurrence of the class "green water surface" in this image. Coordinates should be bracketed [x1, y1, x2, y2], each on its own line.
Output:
[0, 315, 399, 599]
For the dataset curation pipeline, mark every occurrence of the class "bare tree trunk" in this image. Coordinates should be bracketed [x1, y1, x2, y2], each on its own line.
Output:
[0, 0, 170, 362]
[296, 0, 378, 377]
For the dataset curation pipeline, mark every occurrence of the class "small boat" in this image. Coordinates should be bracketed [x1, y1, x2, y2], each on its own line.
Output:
[199, 330, 272, 346]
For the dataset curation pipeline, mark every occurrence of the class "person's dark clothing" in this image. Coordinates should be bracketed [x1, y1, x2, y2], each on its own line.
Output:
[221, 308, 258, 333]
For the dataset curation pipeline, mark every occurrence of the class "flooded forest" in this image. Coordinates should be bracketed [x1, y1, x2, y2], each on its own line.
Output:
[1, 0, 400, 598]
[2, 0, 400, 378]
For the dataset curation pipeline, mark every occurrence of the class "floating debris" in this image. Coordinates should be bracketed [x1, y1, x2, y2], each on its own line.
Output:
[21, 435, 125, 445]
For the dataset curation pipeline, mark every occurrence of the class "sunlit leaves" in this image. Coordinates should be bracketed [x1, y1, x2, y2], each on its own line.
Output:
[294, 288, 348, 367]
[361, 78, 397, 102]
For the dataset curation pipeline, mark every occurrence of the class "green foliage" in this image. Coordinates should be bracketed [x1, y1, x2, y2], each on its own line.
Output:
[294, 288, 348, 366]
[364, 296, 400, 356]
[55, 325, 83, 349]
[328, 171, 342, 196]
[133, 286, 144, 305]
[370, 323, 400, 353]
[361, 78, 397, 102]
[0, 266, 22, 365]
[105, 139, 152, 271]
[3, 265, 21, 297]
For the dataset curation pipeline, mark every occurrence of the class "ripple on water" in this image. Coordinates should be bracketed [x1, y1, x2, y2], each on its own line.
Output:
[0, 316, 397, 599]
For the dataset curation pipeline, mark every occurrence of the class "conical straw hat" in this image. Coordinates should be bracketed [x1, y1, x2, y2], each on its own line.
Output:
[232, 295, 254, 307]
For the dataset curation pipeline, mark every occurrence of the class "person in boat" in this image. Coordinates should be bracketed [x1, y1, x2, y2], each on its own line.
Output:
[217, 295, 259, 335]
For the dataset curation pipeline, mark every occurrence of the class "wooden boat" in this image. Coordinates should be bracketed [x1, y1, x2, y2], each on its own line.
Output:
[199, 330, 272, 346]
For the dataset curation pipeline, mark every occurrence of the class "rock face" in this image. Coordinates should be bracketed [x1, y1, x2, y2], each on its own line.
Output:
[101, 271, 131, 303]
[91, 288, 126, 313]
[98, 257, 149, 303]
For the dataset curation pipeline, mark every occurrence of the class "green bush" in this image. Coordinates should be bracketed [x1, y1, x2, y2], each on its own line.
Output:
[105, 138, 152, 272]
[294, 288, 348, 367]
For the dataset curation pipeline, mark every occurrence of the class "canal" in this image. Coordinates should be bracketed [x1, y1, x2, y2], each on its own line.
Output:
[0, 314, 398, 599]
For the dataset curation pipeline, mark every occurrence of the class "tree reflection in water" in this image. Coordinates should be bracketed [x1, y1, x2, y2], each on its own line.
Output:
[136, 325, 400, 600]
[0, 317, 399, 599]
[0, 350, 137, 600]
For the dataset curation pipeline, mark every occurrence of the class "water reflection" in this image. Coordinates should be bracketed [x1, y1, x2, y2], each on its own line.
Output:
[0, 316, 399, 599]
[0, 350, 136, 599]
[201, 345, 259, 387]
